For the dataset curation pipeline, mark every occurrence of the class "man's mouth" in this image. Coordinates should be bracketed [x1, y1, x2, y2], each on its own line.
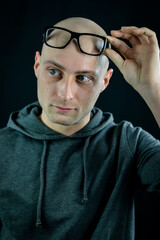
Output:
[55, 106, 74, 113]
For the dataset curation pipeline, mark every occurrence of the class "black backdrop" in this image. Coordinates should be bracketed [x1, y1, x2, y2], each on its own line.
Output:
[0, 1, 160, 239]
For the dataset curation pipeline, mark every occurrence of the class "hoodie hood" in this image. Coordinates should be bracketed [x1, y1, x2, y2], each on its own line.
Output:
[7, 101, 114, 139]
[7, 101, 114, 227]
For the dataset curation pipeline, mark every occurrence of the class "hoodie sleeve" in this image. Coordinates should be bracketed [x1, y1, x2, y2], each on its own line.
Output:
[126, 123, 160, 192]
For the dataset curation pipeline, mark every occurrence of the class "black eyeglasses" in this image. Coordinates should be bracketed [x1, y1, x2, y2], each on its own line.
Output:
[42, 26, 111, 56]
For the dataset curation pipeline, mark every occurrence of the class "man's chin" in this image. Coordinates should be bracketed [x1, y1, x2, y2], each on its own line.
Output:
[48, 116, 79, 126]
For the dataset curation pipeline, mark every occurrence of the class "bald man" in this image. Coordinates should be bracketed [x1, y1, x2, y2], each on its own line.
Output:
[0, 17, 160, 240]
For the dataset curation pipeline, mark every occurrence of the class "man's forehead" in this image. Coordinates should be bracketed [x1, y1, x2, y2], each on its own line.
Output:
[41, 46, 104, 75]
[43, 51, 98, 68]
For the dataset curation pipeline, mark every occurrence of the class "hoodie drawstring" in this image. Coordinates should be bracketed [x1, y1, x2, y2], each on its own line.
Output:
[81, 136, 90, 204]
[36, 140, 48, 227]
[36, 136, 90, 227]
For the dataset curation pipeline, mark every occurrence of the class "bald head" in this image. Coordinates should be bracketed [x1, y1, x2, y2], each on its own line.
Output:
[41, 17, 107, 53]
[54, 17, 107, 36]
[56, 17, 108, 67]
[41, 17, 109, 69]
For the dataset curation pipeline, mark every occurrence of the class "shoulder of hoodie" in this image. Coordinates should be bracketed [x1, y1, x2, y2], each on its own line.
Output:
[0, 125, 30, 151]
[115, 120, 160, 158]
[96, 116, 160, 158]
[0, 126, 19, 140]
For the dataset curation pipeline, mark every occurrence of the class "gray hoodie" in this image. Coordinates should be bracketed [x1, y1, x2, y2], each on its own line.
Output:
[0, 101, 160, 240]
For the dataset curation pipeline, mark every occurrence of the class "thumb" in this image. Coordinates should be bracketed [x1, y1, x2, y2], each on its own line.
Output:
[104, 48, 124, 73]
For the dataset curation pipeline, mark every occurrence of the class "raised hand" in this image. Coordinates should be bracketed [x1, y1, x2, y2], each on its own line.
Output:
[105, 27, 160, 94]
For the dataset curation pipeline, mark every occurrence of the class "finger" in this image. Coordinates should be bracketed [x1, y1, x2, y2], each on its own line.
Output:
[121, 27, 158, 45]
[132, 27, 158, 46]
[128, 35, 141, 46]
[121, 26, 150, 44]
[116, 27, 149, 45]
[120, 26, 138, 33]
[107, 35, 130, 59]
[111, 30, 141, 46]
[131, 30, 150, 44]
[104, 48, 124, 73]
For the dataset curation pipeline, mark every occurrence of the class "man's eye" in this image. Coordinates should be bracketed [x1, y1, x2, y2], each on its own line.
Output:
[77, 75, 91, 83]
[49, 69, 60, 76]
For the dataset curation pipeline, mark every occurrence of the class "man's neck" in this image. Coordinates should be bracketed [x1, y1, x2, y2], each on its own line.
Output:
[39, 113, 90, 136]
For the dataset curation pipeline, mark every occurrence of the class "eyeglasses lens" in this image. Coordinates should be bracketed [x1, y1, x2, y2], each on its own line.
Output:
[79, 35, 104, 55]
[46, 28, 71, 48]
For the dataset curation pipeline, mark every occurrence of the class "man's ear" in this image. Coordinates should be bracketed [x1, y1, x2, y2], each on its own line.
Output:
[101, 68, 113, 92]
[33, 51, 41, 78]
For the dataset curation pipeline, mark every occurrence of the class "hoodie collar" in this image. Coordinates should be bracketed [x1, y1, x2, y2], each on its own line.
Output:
[7, 101, 114, 140]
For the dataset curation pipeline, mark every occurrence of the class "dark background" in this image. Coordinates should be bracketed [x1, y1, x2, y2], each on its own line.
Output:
[0, 1, 160, 239]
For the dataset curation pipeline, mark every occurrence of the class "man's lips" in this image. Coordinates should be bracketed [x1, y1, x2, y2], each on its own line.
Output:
[55, 106, 74, 113]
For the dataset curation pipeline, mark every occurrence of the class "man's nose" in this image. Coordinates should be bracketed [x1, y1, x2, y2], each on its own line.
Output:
[57, 77, 75, 101]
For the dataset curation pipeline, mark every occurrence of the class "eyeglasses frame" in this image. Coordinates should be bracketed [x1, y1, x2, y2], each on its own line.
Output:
[42, 26, 111, 56]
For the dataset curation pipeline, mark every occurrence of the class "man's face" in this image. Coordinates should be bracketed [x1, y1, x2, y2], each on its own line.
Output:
[34, 41, 112, 128]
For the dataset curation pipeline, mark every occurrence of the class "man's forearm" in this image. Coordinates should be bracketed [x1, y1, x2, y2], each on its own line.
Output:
[140, 83, 160, 127]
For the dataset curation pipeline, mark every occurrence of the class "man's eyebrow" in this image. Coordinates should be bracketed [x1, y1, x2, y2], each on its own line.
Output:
[75, 70, 98, 77]
[43, 60, 97, 77]
[43, 60, 66, 70]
